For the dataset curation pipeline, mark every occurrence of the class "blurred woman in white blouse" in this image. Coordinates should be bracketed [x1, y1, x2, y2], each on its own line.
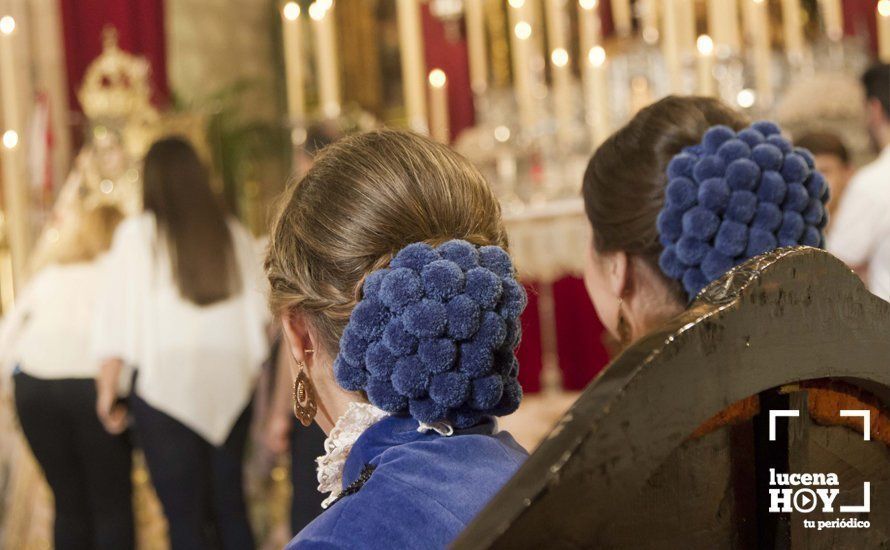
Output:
[93, 137, 269, 550]
[0, 204, 132, 550]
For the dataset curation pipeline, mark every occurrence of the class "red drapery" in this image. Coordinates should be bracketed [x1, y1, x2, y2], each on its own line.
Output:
[59, 0, 169, 114]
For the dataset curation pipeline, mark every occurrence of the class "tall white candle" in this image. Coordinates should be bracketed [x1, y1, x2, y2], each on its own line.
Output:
[610, 0, 632, 37]
[746, 0, 772, 108]
[281, 2, 306, 123]
[508, 1, 536, 134]
[781, 0, 806, 62]
[678, 0, 697, 57]
[585, 45, 609, 147]
[696, 34, 716, 96]
[397, 0, 427, 133]
[309, 1, 341, 119]
[707, 0, 741, 56]
[578, 0, 602, 58]
[662, 0, 683, 93]
[818, 0, 843, 42]
[639, 0, 659, 44]
[546, 0, 572, 146]
[879, 0, 890, 63]
[427, 69, 450, 143]
[0, 14, 29, 291]
[465, 0, 488, 95]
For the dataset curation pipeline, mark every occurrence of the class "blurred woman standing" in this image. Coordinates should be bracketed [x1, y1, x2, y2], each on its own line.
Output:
[94, 137, 269, 550]
[0, 205, 132, 550]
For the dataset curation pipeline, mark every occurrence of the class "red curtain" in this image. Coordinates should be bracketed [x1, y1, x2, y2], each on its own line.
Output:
[420, 6, 476, 141]
[516, 282, 544, 393]
[552, 277, 610, 390]
[842, 0, 878, 55]
[59, 0, 169, 114]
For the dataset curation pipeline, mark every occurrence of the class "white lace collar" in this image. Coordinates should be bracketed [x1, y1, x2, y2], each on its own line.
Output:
[316, 402, 389, 508]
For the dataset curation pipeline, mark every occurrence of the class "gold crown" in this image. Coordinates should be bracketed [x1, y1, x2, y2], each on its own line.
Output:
[77, 27, 158, 123]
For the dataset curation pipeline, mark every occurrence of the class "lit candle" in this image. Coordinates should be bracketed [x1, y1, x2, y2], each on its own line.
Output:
[397, 0, 427, 133]
[578, 0, 602, 59]
[879, 0, 890, 63]
[0, 14, 29, 290]
[465, 0, 488, 95]
[427, 69, 450, 143]
[696, 34, 716, 96]
[639, 0, 659, 44]
[508, 1, 535, 133]
[309, 1, 341, 119]
[707, 0, 741, 56]
[818, 0, 843, 42]
[585, 45, 609, 147]
[745, 0, 772, 108]
[781, 0, 805, 62]
[662, 0, 683, 93]
[611, 0, 632, 37]
[281, 2, 306, 123]
[546, 0, 573, 146]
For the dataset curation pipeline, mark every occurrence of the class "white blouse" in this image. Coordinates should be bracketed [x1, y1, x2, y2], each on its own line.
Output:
[0, 261, 106, 379]
[92, 213, 270, 445]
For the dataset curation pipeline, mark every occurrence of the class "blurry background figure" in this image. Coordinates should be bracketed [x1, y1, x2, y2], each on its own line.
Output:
[263, 121, 343, 538]
[0, 204, 132, 550]
[93, 137, 270, 550]
[827, 64, 890, 284]
[795, 131, 854, 225]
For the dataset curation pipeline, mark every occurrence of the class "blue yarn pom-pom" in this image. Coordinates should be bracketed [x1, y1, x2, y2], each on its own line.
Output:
[470, 375, 504, 410]
[703, 125, 736, 153]
[715, 220, 748, 258]
[504, 319, 522, 349]
[682, 206, 721, 240]
[365, 341, 397, 378]
[392, 355, 430, 399]
[767, 134, 793, 154]
[682, 268, 709, 298]
[781, 153, 810, 184]
[465, 267, 503, 309]
[737, 128, 766, 148]
[379, 268, 423, 312]
[421, 260, 464, 301]
[667, 153, 697, 179]
[666, 177, 698, 210]
[676, 236, 710, 265]
[752, 144, 784, 171]
[459, 341, 494, 377]
[417, 337, 457, 374]
[656, 207, 684, 241]
[445, 294, 481, 340]
[334, 356, 368, 392]
[367, 376, 408, 412]
[795, 147, 816, 170]
[802, 198, 825, 226]
[659, 246, 686, 278]
[438, 240, 480, 271]
[758, 171, 788, 204]
[717, 139, 751, 164]
[498, 277, 528, 321]
[701, 249, 734, 281]
[693, 155, 726, 183]
[778, 211, 805, 243]
[402, 299, 448, 338]
[726, 190, 757, 224]
[350, 298, 391, 340]
[409, 398, 446, 425]
[783, 183, 809, 212]
[746, 228, 778, 257]
[752, 202, 783, 232]
[476, 311, 507, 349]
[382, 318, 418, 356]
[340, 327, 370, 366]
[805, 172, 827, 199]
[362, 268, 390, 298]
[429, 372, 470, 408]
[479, 246, 514, 277]
[492, 378, 522, 416]
[725, 159, 761, 192]
[801, 225, 821, 247]
[698, 177, 731, 213]
[391, 242, 440, 271]
[752, 120, 782, 137]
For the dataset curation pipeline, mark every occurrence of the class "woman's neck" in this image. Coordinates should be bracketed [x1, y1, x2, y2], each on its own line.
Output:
[312, 369, 367, 435]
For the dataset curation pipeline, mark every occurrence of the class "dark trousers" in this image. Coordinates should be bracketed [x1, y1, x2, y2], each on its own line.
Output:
[14, 371, 134, 550]
[131, 394, 254, 550]
[290, 421, 326, 534]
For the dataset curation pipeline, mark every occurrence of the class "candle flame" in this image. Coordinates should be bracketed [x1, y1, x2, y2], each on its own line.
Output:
[579, 0, 598, 10]
[428, 68, 447, 88]
[508, 0, 526, 8]
[514, 21, 532, 40]
[551, 48, 570, 67]
[697, 35, 714, 56]
[308, 2, 327, 21]
[283, 2, 300, 20]
[737, 89, 756, 109]
[879, 0, 890, 18]
[494, 126, 511, 143]
[588, 45, 606, 67]
[2, 130, 18, 149]
[0, 16, 15, 35]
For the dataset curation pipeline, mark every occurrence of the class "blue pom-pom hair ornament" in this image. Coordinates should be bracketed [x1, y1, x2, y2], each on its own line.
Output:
[333, 240, 527, 429]
[658, 121, 829, 300]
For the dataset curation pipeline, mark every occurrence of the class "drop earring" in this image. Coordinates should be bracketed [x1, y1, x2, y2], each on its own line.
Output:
[292, 350, 317, 426]
[617, 297, 631, 347]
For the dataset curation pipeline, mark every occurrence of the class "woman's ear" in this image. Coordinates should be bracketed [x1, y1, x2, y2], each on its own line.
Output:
[606, 250, 630, 300]
[280, 310, 316, 375]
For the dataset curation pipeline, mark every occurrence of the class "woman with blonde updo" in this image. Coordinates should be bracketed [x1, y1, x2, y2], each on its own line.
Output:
[266, 130, 528, 548]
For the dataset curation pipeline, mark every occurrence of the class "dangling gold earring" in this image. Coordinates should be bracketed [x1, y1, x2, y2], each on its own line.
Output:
[617, 297, 631, 347]
[293, 350, 317, 426]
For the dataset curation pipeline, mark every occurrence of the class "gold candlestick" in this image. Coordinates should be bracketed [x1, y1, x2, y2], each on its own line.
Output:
[465, 0, 488, 95]
[508, 0, 536, 134]
[281, 2, 306, 125]
[427, 69, 450, 143]
[397, 0, 428, 133]
[578, 0, 602, 58]
[696, 34, 716, 96]
[781, 0, 806, 62]
[584, 45, 608, 147]
[818, 0, 843, 42]
[610, 0, 632, 37]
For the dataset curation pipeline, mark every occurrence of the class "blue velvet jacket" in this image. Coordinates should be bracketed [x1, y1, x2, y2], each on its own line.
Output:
[287, 415, 527, 549]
